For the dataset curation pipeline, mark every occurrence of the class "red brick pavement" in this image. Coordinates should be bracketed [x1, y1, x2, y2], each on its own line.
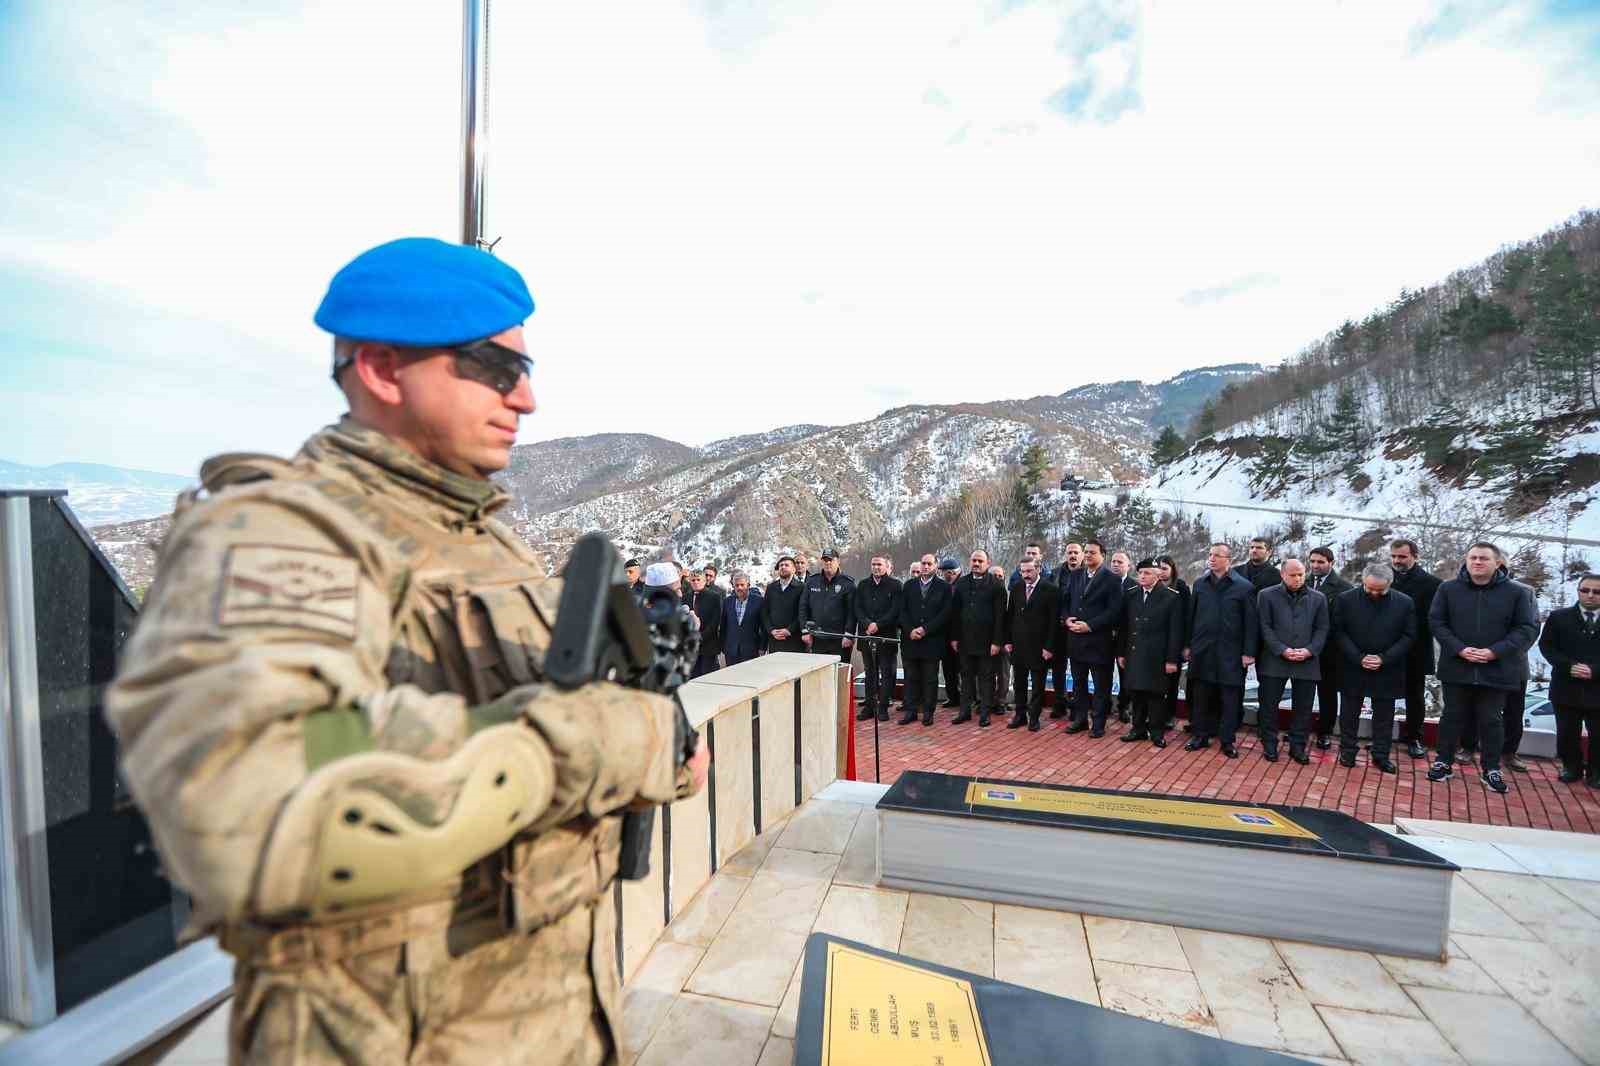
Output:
[851, 710, 1600, 832]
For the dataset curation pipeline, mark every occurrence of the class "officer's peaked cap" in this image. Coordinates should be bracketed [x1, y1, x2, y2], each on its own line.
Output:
[315, 237, 534, 346]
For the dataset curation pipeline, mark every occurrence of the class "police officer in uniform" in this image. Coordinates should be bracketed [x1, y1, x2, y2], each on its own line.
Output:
[106, 238, 709, 1066]
[800, 549, 855, 660]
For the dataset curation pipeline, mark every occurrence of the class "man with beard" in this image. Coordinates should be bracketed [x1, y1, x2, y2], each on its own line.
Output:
[1061, 541, 1123, 738]
[1306, 547, 1353, 750]
[1117, 559, 1185, 746]
[1388, 539, 1442, 759]
[900, 555, 954, 726]
[1185, 543, 1259, 757]
[1050, 542, 1084, 718]
[951, 550, 1007, 726]
[800, 549, 855, 661]
[1333, 564, 1415, 773]
[687, 568, 725, 678]
[854, 556, 902, 722]
[763, 555, 806, 652]
[722, 571, 766, 666]
[1004, 559, 1060, 731]
[1009, 542, 1053, 587]
[1234, 537, 1282, 593]
[938, 558, 964, 709]
[1255, 559, 1330, 764]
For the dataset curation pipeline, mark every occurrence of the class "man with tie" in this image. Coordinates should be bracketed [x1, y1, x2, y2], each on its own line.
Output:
[1004, 559, 1060, 731]
[1334, 565, 1415, 773]
[1009, 542, 1054, 587]
[951, 550, 1007, 726]
[1537, 573, 1600, 786]
[687, 568, 725, 678]
[1306, 547, 1353, 750]
[900, 555, 954, 726]
[1116, 559, 1185, 745]
[1110, 551, 1138, 723]
[722, 572, 766, 665]
[854, 556, 903, 722]
[1050, 543, 1083, 717]
[1255, 559, 1330, 764]
[1389, 539, 1443, 759]
[762, 555, 806, 653]
[1062, 540, 1124, 737]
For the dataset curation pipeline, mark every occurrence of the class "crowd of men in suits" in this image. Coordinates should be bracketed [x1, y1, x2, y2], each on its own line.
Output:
[623, 536, 1599, 795]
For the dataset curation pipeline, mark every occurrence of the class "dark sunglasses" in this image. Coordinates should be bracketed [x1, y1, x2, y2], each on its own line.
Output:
[332, 339, 533, 395]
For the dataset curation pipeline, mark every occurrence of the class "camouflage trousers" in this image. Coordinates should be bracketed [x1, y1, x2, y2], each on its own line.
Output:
[228, 894, 616, 1066]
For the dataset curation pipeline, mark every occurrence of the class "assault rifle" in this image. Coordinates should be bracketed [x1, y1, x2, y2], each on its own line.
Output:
[545, 534, 701, 879]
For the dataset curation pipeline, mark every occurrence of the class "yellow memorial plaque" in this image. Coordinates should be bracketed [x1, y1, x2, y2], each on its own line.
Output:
[821, 942, 993, 1066]
[963, 782, 1318, 840]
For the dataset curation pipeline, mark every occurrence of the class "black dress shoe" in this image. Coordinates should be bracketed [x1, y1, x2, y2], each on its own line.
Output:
[897, 712, 918, 725]
[1374, 756, 1397, 774]
[1221, 743, 1238, 759]
[856, 707, 875, 720]
[1407, 739, 1427, 759]
[1184, 737, 1208, 752]
[1027, 718, 1041, 732]
[1339, 752, 1357, 768]
[1006, 713, 1026, 729]
[1558, 767, 1582, 783]
[1049, 707, 1068, 719]
[921, 714, 934, 726]
[941, 699, 960, 709]
[1119, 731, 1147, 742]
[1117, 711, 1131, 724]
[1314, 734, 1331, 750]
[978, 714, 992, 728]
[1064, 721, 1088, 734]
[952, 711, 972, 724]
[1290, 748, 1310, 765]
[1089, 726, 1106, 739]
[1151, 734, 1168, 749]
[1262, 748, 1279, 762]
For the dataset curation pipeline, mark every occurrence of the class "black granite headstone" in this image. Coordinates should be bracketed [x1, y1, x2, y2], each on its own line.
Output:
[795, 933, 1314, 1066]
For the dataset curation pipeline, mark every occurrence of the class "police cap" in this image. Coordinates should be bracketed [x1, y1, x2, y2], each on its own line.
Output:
[314, 237, 534, 347]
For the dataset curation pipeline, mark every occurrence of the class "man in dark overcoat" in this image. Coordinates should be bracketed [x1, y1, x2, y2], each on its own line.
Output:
[1334, 564, 1416, 772]
[1389, 539, 1442, 759]
[853, 555, 902, 723]
[1116, 559, 1185, 745]
[762, 555, 806, 652]
[1061, 540, 1124, 737]
[900, 554, 954, 726]
[1255, 558, 1330, 764]
[951, 549, 1007, 727]
[1003, 559, 1060, 732]
[1538, 573, 1600, 785]
[1306, 547, 1353, 750]
[1184, 543, 1260, 758]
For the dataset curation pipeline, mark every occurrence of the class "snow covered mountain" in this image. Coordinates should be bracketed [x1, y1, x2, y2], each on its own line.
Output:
[0, 460, 191, 526]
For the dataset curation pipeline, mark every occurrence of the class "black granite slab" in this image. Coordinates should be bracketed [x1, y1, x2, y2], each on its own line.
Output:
[878, 771, 1454, 871]
[795, 933, 1314, 1066]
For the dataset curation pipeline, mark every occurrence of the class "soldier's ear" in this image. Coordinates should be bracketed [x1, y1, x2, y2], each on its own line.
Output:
[350, 343, 410, 408]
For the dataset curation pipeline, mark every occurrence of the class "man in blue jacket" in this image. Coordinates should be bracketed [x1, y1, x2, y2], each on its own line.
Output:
[1426, 543, 1540, 793]
[1185, 543, 1260, 758]
[722, 572, 767, 666]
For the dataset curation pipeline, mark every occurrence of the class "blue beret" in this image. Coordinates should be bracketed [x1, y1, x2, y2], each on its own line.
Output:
[314, 237, 534, 346]
[939, 558, 961, 571]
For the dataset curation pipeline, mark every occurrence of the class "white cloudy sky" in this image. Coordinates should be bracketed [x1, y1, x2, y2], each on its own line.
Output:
[2, 0, 1597, 474]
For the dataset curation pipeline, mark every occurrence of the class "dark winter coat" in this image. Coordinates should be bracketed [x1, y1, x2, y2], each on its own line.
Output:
[1117, 585, 1185, 693]
[854, 575, 903, 638]
[688, 584, 724, 656]
[723, 590, 766, 664]
[1334, 588, 1416, 699]
[1009, 565, 1054, 588]
[1004, 578, 1060, 668]
[761, 578, 805, 640]
[1256, 583, 1330, 681]
[798, 571, 855, 637]
[1233, 560, 1283, 593]
[1187, 569, 1261, 686]
[1390, 564, 1443, 675]
[1060, 567, 1124, 665]
[1539, 606, 1600, 711]
[951, 571, 1007, 655]
[1429, 566, 1540, 691]
[1307, 571, 1353, 679]
[1164, 576, 1193, 647]
[900, 576, 953, 661]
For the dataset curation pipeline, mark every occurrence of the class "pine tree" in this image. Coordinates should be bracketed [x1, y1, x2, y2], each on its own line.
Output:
[1194, 401, 1218, 439]
[1151, 426, 1185, 466]
[1069, 500, 1108, 544]
[1528, 243, 1600, 410]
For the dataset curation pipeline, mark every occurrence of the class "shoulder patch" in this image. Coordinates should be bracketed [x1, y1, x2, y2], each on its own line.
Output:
[218, 544, 360, 639]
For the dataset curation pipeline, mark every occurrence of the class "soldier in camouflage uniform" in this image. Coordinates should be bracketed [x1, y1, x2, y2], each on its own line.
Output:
[107, 238, 707, 1065]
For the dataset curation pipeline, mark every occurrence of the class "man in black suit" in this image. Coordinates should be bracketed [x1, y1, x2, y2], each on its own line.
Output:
[687, 568, 724, 678]
[1389, 539, 1443, 759]
[1110, 551, 1138, 722]
[1335, 564, 1415, 772]
[1234, 537, 1282, 593]
[1004, 559, 1059, 731]
[1061, 540, 1123, 737]
[951, 549, 1007, 727]
[900, 554, 954, 726]
[762, 555, 806, 652]
[1117, 559, 1185, 745]
[1538, 574, 1600, 785]
[1306, 547, 1353, 750]
[1049, 543, 1083, 717]
[854, 556, 902, 723]
[1185, 543, 1260, 757]
[938, 558, 964, 708]
[722, 572, 765, 665]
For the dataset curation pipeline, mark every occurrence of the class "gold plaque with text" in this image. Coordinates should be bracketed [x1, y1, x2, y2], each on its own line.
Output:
[821, 942, 992, 1066]
[964, 782, 1317, 839]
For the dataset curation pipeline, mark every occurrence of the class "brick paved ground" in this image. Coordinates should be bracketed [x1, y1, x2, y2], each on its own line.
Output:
[851, 707, 1600, 833]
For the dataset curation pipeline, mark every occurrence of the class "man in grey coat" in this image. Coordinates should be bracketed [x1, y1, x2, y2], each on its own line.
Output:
[1335, 564, 1416, 773]
[1255, 559, 1330, 765]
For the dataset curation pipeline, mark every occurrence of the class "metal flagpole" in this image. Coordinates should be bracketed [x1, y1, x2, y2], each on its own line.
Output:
[460, 0, 490, 247]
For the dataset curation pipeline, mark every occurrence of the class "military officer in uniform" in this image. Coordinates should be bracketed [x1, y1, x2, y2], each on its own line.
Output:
[1116, 559, 1185, 745]
[106, 238, 709, 1066]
